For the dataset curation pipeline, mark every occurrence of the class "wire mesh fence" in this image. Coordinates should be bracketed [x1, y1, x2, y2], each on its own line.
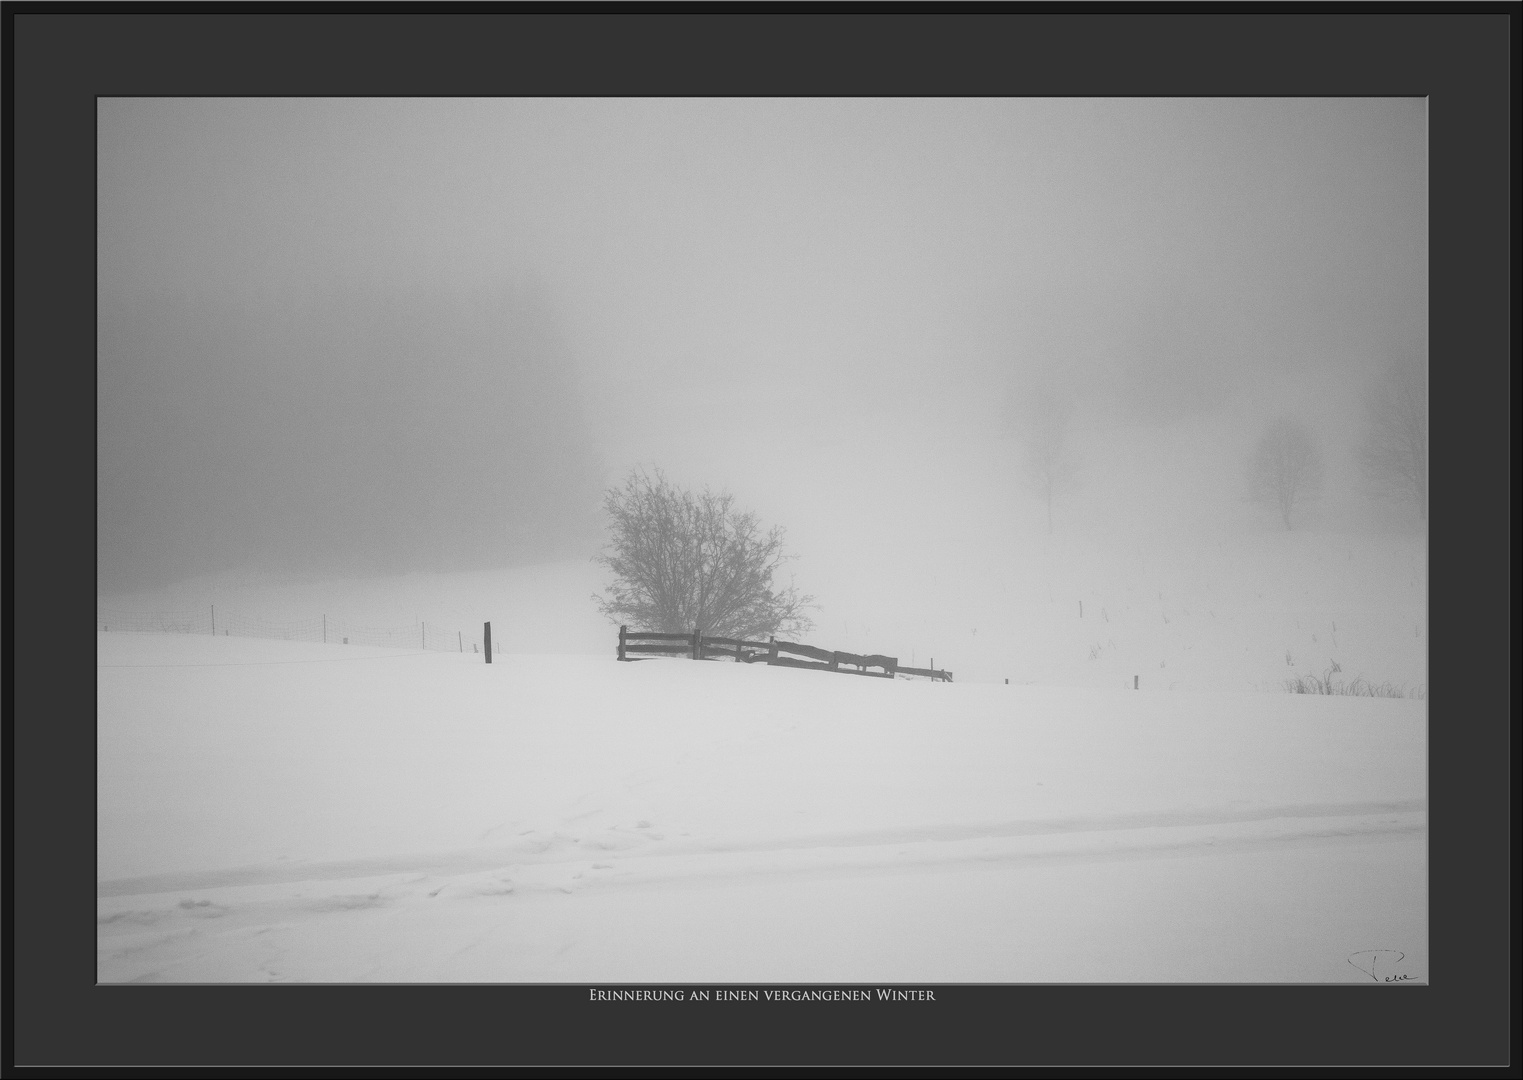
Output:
[95, 606, 489, 654]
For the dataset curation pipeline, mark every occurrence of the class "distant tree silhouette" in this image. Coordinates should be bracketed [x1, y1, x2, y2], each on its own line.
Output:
[1007, 387, 1078, 534]
[1247, 416, 1325, 530]
[1360, 358, 1427, 521]
[593, 467, 815, 640]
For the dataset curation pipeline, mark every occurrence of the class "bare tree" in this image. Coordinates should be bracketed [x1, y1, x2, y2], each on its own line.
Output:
[1360, 358, 1427, 521]
[593, 467, 816, 640]
[1008, 388, 1078, 534]
[1247, 416, 1325, 529]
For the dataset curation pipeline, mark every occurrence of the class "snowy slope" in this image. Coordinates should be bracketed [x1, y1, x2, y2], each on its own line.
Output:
[97, 629, 1426, 983]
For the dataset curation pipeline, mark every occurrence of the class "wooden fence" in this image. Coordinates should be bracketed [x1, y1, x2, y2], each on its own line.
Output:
[616, 626, 952, 682]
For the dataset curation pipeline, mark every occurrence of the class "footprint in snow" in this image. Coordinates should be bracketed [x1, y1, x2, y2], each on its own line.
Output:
[178, 899, 228, 918]
[98, 910, 166, 927]
[306, 893, 387, 913]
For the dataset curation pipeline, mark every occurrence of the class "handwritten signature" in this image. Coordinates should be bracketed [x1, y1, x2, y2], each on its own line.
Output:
[1348, 950, 1422, 983]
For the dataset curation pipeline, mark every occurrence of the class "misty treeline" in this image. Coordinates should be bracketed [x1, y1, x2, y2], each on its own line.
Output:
[97, 283, 602, 591]
[593, 467, 816, 641]
[1359, 357, 1428, 521]
[1001, 358, 1427, 533]
[1247, 357, 1428, 530]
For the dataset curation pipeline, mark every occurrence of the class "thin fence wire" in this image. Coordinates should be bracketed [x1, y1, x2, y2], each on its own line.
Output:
[96, 606, 489, 654]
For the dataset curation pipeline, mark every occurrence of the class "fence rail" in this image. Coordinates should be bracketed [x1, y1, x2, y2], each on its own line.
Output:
[616, 625, 952, 682]
[96, 605, 491, 655]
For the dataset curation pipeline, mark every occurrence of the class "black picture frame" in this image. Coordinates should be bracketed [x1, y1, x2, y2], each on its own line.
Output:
[7, 7, 1510, 1070]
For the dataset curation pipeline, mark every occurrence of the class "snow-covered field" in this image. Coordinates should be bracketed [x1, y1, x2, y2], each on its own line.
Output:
[97, 533, 1426, 984]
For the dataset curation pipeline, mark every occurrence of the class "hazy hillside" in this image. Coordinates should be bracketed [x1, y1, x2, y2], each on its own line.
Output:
[99, 435, 1428, 695]
[97, 509, 1427, 984]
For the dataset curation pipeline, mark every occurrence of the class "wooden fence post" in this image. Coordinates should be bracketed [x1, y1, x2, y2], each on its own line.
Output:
[829, 651, 841, 672]
[618, 625, 627, 662]
[211, 605, 215, 635]
[736, 638, 744, 663]
[692, 627, 701, 660]
[484, 622, 492, 664]
[458, 630, 462, 652]
[768, 636, 778, 665]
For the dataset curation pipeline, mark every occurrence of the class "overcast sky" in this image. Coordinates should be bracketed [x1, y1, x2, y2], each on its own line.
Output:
[98, 98, 1427, 592]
